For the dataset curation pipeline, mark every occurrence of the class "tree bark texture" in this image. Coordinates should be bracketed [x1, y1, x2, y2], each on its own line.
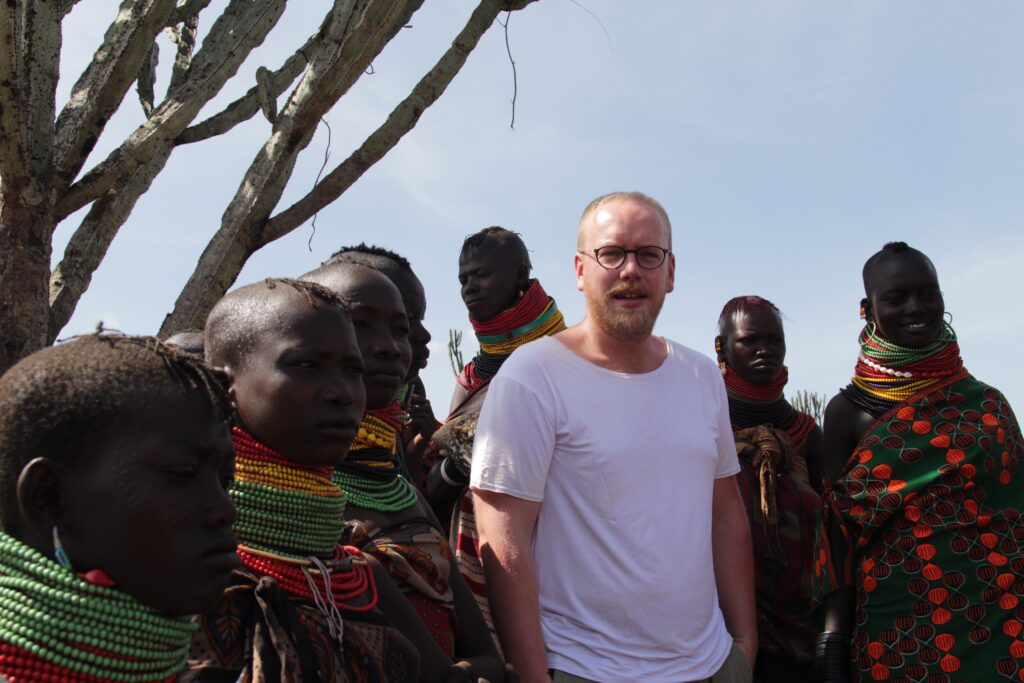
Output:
[0, 0, 540, 374]
[161, 0, 539, 336]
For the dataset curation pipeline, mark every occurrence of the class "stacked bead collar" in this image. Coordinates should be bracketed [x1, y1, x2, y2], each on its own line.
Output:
[231, 427, 346, 560]
[230, 428, 378, 615]
[841, 323, 964, 418]
[457, 279, 566, 393]
[0, 532, 195, 682]
[723, 366, 815, 449]
[334, 406, 418, 512]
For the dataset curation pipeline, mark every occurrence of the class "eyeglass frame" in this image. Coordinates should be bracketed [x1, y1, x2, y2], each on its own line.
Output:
[578, 245, 671, 270]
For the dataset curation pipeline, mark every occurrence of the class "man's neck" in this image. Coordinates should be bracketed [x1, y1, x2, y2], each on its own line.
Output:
[556, 318, 668, 374]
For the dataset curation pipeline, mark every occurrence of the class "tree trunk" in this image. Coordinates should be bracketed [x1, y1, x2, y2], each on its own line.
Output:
[0, 182, 54, 371]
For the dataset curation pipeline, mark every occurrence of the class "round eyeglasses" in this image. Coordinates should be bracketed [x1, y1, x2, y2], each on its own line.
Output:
[579, 245, 670, 270]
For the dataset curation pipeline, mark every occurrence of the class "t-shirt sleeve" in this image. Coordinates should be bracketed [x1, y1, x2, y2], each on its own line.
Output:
[469, 373, 556, 502]
[712, 368, 741, 479]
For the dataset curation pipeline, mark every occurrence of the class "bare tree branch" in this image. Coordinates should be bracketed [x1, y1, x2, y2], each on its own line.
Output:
[160, 0, 428, 335]
[56, 0, 287, 221]
[255, 66, 277, 124]
[170, 0, 212, 26]
[47, 147, 173, 340]
[60, 0, 86, 18]
[168, 9, 199, 92]
[52, 0, 176, 189]
[137, 43, 158, 117]
[263, 0, 540, 243]
[175, 35, 312, 145]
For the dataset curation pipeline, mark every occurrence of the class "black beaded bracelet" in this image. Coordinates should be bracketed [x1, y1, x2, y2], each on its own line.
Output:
[814, 631, 851, 683]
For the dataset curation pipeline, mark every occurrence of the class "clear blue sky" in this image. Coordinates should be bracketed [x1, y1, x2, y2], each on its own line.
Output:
[56, 1, 1024, 411]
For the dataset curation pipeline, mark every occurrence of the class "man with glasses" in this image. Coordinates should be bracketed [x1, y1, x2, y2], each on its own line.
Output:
[470, 191, 757, 683]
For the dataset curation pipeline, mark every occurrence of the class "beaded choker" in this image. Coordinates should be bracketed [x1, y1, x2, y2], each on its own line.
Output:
[723, 366, 815, 449]
[457, 279, 566, 394]
[231, 427, 346, 560]
[352, 404, 407, 452]
[230, 429, 377, 617]
[0, 532, 195, 683]
[335, 407, 418, 512]
[841, 323, 965, 418]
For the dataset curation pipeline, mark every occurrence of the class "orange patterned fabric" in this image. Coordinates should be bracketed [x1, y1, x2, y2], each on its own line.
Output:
[817, 373, 1024, 682]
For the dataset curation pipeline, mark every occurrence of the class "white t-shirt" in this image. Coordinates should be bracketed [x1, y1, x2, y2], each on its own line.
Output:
[470, 336, 740, 682]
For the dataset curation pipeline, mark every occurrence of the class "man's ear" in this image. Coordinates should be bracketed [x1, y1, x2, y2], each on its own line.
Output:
[16, 458, 65, 541]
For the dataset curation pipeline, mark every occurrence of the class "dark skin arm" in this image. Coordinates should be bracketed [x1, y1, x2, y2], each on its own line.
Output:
[425, 450, 465, 525]
[351, 494, 505, 682]
[369, 555, 499, 682]
[403, 391, 439, 488]
[803, 423, 826, 496]
[820, 394, 877, 636]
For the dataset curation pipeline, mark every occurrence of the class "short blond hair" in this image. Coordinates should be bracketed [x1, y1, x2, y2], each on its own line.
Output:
[577, 191, 672, 250]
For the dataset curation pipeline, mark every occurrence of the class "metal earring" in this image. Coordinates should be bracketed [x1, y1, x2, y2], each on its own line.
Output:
[53, 526, 72, 570]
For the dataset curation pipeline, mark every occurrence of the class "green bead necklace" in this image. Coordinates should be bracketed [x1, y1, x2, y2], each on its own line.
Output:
[334, 407, 419, 513]
[230, 429, 348, 561]
[333, 469, 419, 512]
[0, 532, 195, 682]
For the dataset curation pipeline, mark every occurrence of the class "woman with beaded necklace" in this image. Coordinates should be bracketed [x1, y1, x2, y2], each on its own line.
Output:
[302, 263, 506, 682]
[0, 333, 239, 683]
[715, 296, 822, 682]
[815, 242, 1024, 682]
[184, 279, 476, 683]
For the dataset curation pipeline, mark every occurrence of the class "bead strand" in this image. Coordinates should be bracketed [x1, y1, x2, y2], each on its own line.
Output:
[0, 534, 194, 683]
[230, 428, 378, 615]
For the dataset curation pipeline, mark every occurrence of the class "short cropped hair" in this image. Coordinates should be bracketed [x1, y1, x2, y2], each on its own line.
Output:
[460, 226, 532, 273]
[862, 241, 936, 298]
[327, 243, 412, 278]
[717, 295, 783, 337]
[0, 334, 231, 530]
[577, 191, 673, 250]
[205, 278, 346, 370]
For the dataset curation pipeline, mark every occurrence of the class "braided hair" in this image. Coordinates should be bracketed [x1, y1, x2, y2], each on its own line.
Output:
[0, 334, 231, 530]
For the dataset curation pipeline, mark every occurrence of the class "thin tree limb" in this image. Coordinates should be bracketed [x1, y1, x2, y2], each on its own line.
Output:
[168, 9, 199, 92]
[160, 0, 427, 336]
[52, 0, 176, 189]
[56, 0, 287, 221]
[175, 35, 312, 145]
[170, 0, 212, 26]
[255, 66, 277, 123]
[137, 44, 157, 117]
[263, 0, 540, 244]
[48, 147, 173, 341]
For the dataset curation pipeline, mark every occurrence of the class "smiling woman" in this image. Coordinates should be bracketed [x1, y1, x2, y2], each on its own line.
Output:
[0, 334, 238, 682]
[816, 242, 1024, 683]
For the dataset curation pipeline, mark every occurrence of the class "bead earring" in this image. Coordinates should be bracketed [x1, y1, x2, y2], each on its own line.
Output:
[859, 306, 867, 320]
[53, 526, 72, 570]
[714, 337, 727, 375]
